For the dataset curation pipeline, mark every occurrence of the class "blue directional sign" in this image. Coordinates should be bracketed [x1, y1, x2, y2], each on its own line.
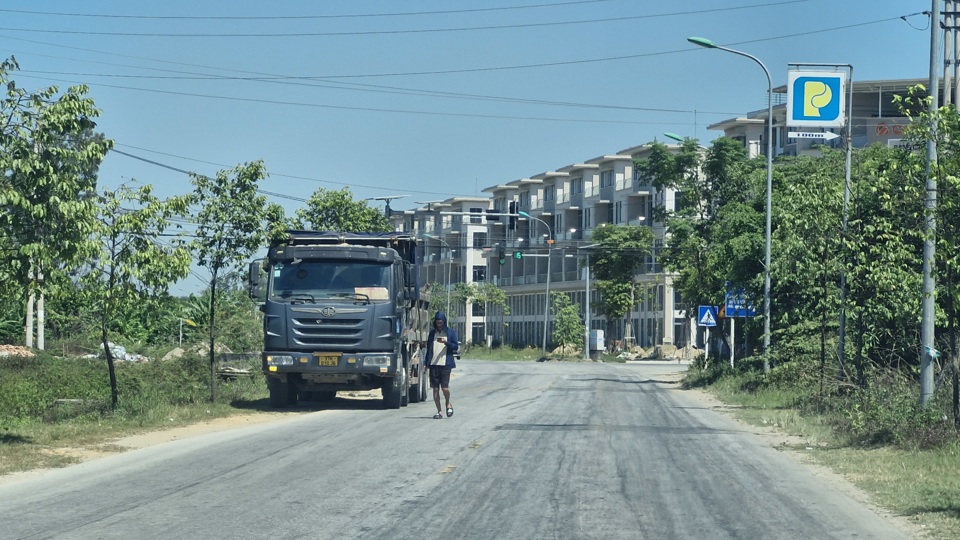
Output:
[725, 283, 757, 318]
[697, 305, 718, 327]
[786, 71, 845, 128]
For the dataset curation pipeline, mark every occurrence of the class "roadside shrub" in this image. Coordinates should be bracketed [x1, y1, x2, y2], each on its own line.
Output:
[0, 355, 109, 423]
[828, 369, 955, 449]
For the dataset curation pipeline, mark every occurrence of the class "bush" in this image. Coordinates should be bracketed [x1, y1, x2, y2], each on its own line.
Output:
[0, 351, 266, 426]
[0, 355, 109, 423]
[827, 369, 956, 449]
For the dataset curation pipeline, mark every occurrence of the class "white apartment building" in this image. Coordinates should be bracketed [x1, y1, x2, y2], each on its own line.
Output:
[392, 77, 930, 351]
[393, 144, 686, 351]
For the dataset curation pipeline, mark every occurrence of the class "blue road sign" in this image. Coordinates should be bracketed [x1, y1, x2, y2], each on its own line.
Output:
[698, 305, 718, 327]
[725, 284, 757, 317]
[787, 71, 845, 128]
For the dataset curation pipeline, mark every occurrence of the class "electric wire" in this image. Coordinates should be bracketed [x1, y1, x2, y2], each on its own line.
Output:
[0, 1, 618, 20]
[0, 1, 810, 37]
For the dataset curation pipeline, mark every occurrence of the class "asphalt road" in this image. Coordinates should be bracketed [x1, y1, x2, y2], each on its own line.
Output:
[0, 360, 908, 539]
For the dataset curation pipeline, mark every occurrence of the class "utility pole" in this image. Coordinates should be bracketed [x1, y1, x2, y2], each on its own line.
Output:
[920, 0, 941, 406]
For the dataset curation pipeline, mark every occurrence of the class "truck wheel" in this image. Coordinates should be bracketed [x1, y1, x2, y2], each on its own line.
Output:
[409, 363, 426, 403]
[382, 366, 408, 409]
[268, 378, 291, 408]
[419, 366, 429, 402]
[287, 382, 299, 406]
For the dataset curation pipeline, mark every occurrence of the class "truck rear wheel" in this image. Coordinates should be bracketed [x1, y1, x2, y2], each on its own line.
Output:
[409, 362, 427, 403]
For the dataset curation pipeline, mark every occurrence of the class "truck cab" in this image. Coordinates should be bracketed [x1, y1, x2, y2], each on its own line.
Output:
[250, 231, 431, 409]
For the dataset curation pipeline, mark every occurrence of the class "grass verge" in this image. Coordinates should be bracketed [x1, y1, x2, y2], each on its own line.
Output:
[685, 362, 960, 540]
[0, 352, 270, 477]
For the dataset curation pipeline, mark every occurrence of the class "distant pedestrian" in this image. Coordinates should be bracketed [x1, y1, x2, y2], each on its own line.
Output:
[425, 311, 458, 419]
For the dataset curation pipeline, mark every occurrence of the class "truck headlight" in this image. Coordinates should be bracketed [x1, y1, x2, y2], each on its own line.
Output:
[266, 355, 295, 366]
[362, 355, 392, 367]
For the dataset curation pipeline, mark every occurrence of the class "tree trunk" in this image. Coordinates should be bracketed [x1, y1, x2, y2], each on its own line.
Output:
[104, 239, 120, 409]
[102, 317, 119, 409]
[208, 270, 219, 403]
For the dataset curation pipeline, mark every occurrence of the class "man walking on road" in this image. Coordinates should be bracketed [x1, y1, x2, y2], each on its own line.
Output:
[425, 311, 458, 419]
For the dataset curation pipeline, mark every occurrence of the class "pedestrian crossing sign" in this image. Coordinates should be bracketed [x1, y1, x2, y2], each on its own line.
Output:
[698, 305, 718, 327]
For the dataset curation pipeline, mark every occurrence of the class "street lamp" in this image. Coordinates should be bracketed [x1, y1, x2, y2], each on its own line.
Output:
[519, 211, 552, 358]
[688, 36, 774, 370]
[423, 233, 451, 316]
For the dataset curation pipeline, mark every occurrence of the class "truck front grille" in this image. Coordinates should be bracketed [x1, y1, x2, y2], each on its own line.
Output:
[291, 317, 366, 347]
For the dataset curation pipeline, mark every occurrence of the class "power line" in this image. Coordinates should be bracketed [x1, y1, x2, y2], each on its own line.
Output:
[0, 1, 617, 20]
[0, 12, 910, 82]
[17, 68, 741, 116]
[21, 73, 684, 125]
[0, 1, 810, 38]
[109, 145, 475, 199]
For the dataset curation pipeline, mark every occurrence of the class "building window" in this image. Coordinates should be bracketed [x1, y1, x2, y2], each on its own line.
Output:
[473, 232, 487, 248]
[572, 178, 583, 194]
[615, 201, 623, 223]
[473, 265, 486, 282]
[470, 207, 483, 224]
[583, 208, 592, 229]
[472, 301, 485, 316]
[600, 169, 613, 188]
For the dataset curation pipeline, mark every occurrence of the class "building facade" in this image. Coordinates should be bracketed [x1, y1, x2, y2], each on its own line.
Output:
[391, 77, 931, 352]
[393, 145, 686, 352]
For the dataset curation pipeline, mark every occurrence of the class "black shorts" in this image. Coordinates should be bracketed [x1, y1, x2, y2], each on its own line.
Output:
[429, 365, 451, 389]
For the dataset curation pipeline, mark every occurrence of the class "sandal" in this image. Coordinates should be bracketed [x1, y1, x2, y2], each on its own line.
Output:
[433, 413, 443, 419]
[446, 407, 454, 418]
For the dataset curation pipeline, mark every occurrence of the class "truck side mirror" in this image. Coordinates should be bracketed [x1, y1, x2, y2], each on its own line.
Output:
[403, 261, 414, 288]
[248, 260, 262, 299]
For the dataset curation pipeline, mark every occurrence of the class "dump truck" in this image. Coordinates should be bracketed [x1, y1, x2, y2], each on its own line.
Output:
[248, 231, 432, 409]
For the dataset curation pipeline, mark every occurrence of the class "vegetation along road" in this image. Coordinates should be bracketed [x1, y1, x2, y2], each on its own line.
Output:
[0, 360, 910, 539]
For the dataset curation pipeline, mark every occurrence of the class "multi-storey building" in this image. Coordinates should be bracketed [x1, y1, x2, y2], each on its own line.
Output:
[391, 77, 933, 352]
[393, 144, 685, 352]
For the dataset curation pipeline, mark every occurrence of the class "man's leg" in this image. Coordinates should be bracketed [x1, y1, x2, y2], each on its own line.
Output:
[441, 369, 453, 416]
[433, 387, 442, 414]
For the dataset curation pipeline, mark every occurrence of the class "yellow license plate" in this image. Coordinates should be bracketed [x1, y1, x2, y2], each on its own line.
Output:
[316, 354, 339, 367]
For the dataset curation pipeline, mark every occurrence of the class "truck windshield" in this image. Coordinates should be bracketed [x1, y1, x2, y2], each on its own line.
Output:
[269, 261, 391, 302]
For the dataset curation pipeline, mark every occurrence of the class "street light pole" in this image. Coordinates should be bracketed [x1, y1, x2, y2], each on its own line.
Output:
[519, 211, 552, 358]
[688, 36, 774, 372]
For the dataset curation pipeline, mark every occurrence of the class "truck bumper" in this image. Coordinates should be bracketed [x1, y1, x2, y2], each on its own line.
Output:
[262, 351, 399, 388]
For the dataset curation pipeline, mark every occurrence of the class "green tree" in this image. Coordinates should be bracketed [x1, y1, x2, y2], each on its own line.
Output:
[589, 224, 653, 344]
[639, 138, 757, 356]
[294, 187, 390, 232]
[188, 161, 285, 401]
[475, 282, 509, 345]
[83, 184, 192, 408]
[551, 291, 584, 354]
[0, 56, 113, 347]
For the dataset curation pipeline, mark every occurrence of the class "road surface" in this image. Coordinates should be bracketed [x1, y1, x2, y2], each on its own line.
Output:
[0, 360, 908, 539]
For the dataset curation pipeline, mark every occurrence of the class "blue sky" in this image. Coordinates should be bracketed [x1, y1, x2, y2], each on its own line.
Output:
[0, 0, 935, 294]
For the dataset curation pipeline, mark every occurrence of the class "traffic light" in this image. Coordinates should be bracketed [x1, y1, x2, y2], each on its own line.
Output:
[486, 208, 500, 222]
[498, 247, 506, 265]
[508, 201, 517, 230]
[514, 251, 523, 260]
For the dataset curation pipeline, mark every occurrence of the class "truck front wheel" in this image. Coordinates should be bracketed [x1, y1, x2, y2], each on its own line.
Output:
[382, 367, 408, 409]
[268, 377, 297, 408]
